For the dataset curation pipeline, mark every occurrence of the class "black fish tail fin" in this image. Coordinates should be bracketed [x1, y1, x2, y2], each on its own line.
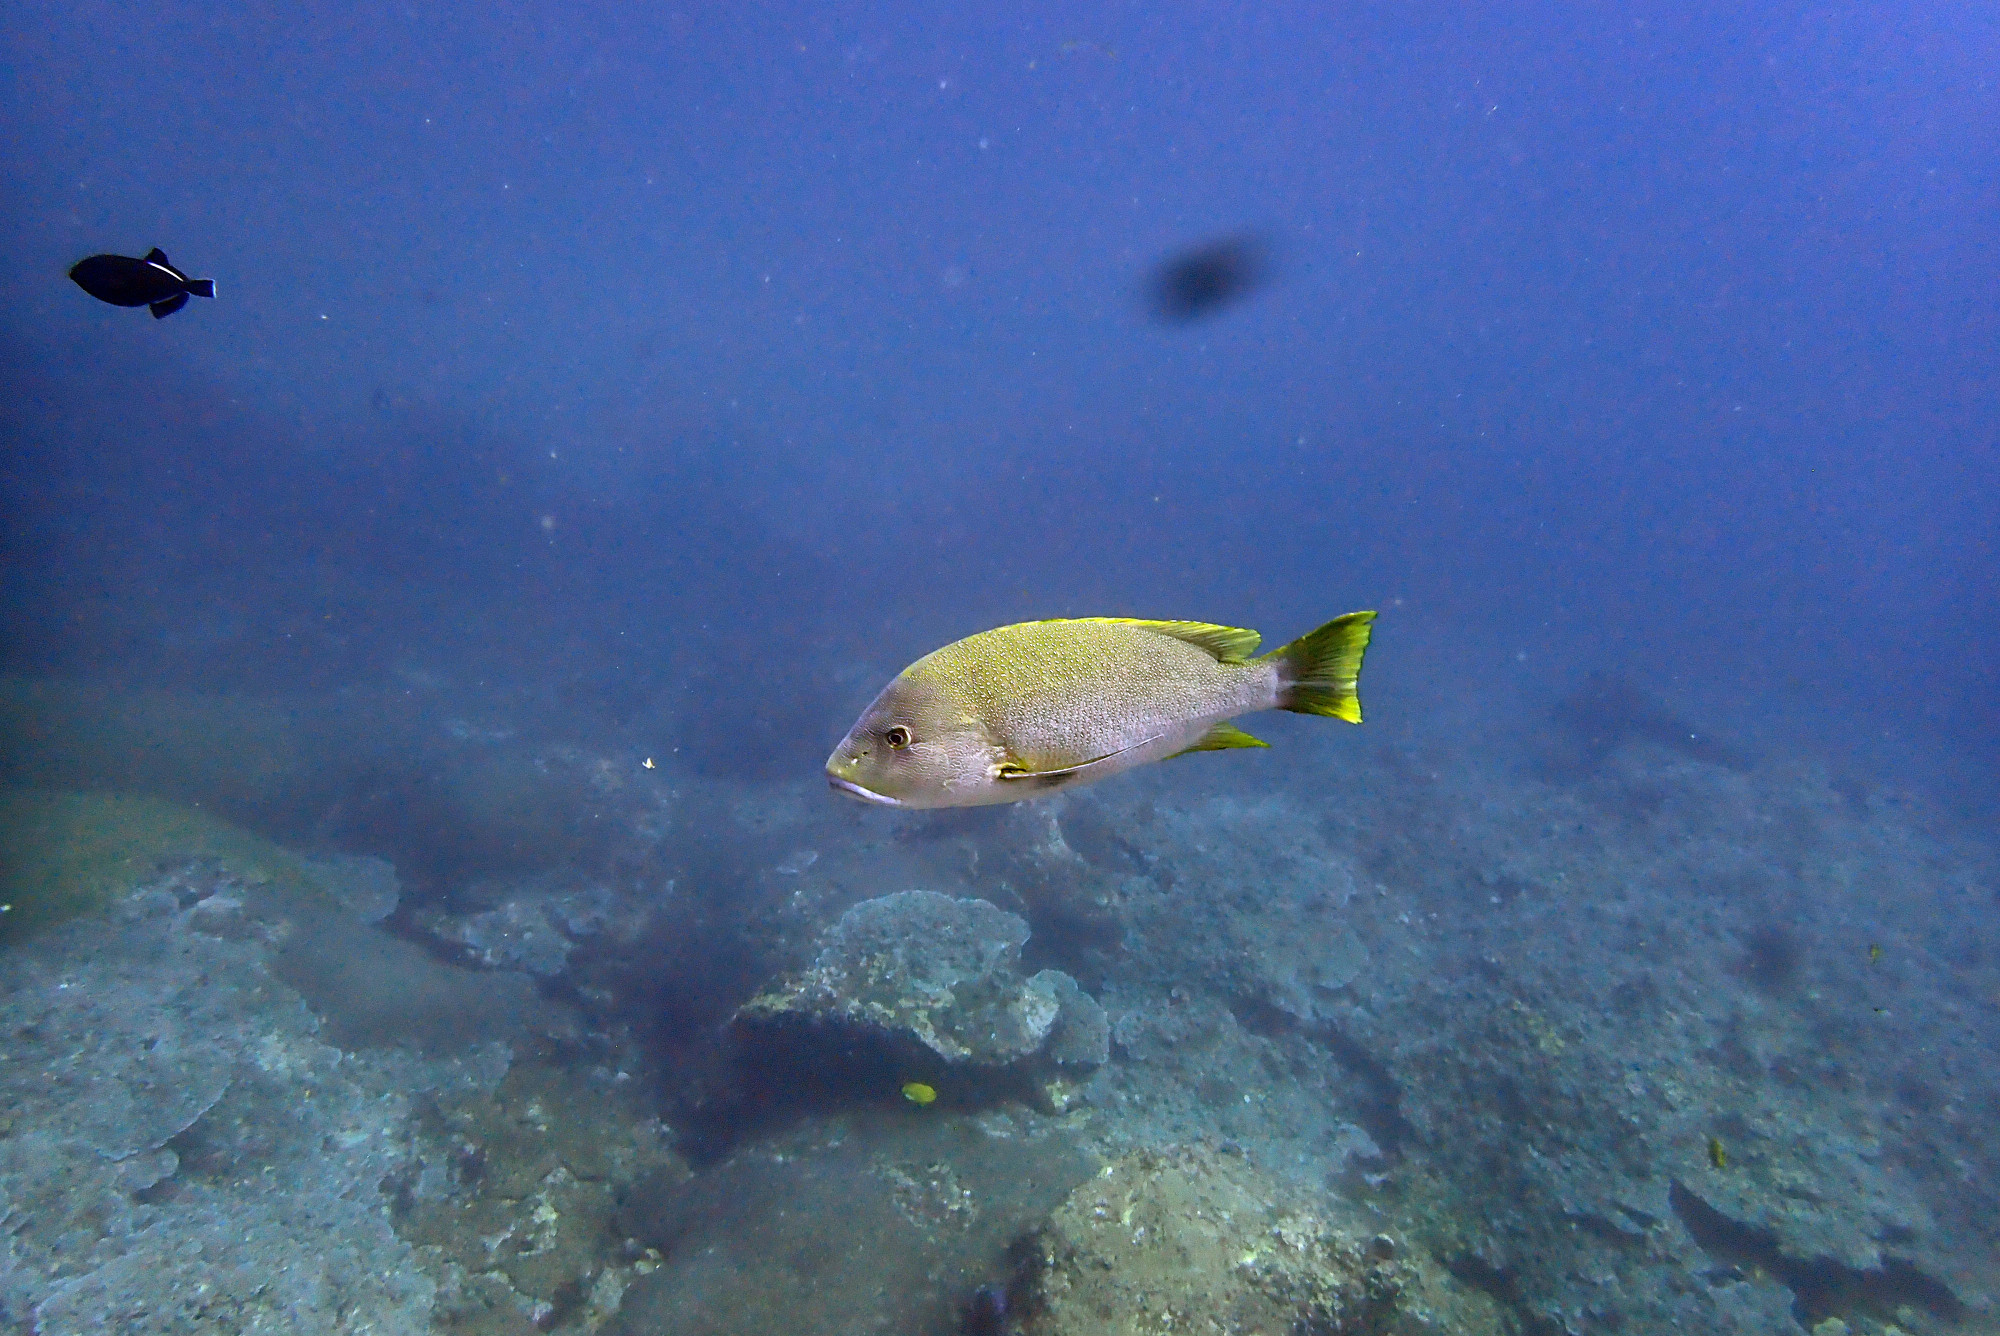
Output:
[1264, 610, 1376, 722]
[150, 292, 189, 318]
[185, 278, 215, 299]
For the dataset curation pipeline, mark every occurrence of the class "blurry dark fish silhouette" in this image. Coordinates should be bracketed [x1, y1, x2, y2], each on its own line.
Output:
[69, 248, 215, 318]
[962, 1282, 1008, 1336]
[1150, 234, 1268, 322]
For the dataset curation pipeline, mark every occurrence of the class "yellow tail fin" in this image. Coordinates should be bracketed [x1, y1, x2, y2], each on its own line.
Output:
[1266, 611, 1375, 722]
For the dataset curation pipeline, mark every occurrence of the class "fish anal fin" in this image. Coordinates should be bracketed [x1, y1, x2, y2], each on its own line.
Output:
[150, 292, 189, 318]
[1066, 618, 1262, 663]
[1169, 721, 1269, 759]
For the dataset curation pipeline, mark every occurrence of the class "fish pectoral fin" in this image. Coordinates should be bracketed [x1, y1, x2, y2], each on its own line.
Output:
[1168, 721, 1269, 759]
[997, 734, 1165, 787]
[150, 292, 189, 319]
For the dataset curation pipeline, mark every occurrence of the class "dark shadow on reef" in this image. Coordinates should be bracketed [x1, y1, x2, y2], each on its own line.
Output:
[1669, 1180, 1967, 1328]
[1537, 670, 1754, 779]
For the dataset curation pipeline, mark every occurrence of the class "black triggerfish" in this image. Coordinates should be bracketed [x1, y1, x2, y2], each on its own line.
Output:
[69, 248, 215, 318]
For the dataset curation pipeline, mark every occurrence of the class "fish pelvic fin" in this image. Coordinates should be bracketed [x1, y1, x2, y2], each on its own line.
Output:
[149, 292, 189, 319]
[1265, 611, 1375, 723]
[185, 278, 215, 299]
[1168, 720, 1269, 759]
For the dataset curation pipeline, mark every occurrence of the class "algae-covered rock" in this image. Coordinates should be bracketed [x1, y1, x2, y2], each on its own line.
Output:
[0, 788, 336, 942]
[411, 873, 640, 978]
[732, 891, 1108, 1103]
[609, 1109, 1096, 1336]
[0, 869, 446, 1335]
[1021, 1145, 1409, 1336]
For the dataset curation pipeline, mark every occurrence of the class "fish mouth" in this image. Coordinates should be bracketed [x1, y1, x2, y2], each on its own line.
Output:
[827, 774, 902, 806]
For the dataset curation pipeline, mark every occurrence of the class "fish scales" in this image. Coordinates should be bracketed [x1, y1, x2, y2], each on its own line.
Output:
[910, 621, 1274, 771]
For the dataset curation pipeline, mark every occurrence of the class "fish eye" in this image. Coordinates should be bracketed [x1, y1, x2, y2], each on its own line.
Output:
[884, 725, 912, 750]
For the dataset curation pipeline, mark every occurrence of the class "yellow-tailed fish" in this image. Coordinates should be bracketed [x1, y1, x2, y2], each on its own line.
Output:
[827, 612, 1374, 809]
[902, 1081, 937, 1106]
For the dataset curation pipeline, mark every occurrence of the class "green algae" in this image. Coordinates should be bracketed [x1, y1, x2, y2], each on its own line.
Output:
[0, 788, 331, 943]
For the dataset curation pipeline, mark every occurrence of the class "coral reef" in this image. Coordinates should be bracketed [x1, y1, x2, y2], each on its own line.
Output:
[0, 870, 453, 1333]
[3, 668, 1996, 1336]
[1046, 738, 2000, 1334]
[607, 1107, 1097, 1336]
[0, 805, 681, 1335]
[395, 1058, 686, 1334]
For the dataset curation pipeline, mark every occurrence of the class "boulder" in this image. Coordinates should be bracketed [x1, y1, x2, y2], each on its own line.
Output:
[732, 891, 1107, 1108]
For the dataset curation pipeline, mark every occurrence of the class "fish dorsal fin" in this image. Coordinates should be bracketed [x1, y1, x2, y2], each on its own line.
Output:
[1169, 721, 1269, 759]
[144, 248, 169, 265]
[997, 733, 1165, 788]
[1072, 618, 1262, 663]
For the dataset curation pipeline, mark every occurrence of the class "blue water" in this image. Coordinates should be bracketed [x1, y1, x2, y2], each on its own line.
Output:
[2, 3, 1996, 1333]
[6, 1, 1993, 783]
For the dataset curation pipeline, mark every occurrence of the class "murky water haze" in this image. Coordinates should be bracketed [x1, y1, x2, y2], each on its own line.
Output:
[1, 3, 1995, 1334]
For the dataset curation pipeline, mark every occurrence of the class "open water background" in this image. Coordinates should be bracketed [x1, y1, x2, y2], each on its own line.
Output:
[3, 1, 1994, 800]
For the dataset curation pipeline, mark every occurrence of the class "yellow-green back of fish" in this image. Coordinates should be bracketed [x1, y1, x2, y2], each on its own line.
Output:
[903, 618, 1278, 773]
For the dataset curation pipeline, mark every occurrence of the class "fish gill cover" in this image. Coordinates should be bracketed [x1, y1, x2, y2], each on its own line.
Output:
[0, 3, 1996, 1335]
